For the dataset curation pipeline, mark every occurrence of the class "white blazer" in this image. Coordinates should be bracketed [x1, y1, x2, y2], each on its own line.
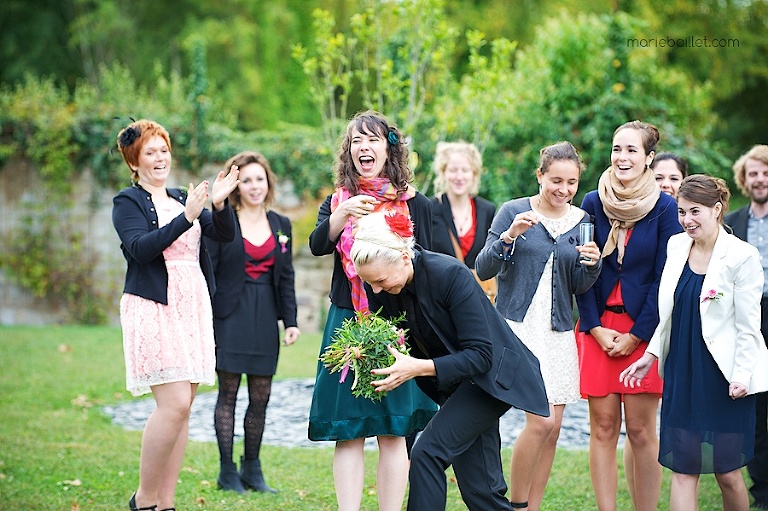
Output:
[647, 227, 768, 394]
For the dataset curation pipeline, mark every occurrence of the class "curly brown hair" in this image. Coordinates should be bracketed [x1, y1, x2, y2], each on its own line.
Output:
[334, 110, 412, 195]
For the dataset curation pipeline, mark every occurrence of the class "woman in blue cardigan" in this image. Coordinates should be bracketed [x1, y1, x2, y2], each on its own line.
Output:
[206, 151, 300, 494]
[575, 121, 681, 511]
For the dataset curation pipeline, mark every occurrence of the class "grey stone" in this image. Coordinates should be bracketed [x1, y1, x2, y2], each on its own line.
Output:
[103, 378, 642, 450]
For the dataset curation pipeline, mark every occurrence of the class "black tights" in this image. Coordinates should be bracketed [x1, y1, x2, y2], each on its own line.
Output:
[214, 371, 273, 463]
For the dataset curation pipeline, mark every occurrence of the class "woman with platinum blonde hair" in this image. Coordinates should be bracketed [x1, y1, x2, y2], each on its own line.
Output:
[351, 210, 549, 511]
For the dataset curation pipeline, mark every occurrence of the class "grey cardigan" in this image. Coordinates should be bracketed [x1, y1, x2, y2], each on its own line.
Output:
[475, 197, 601, 331]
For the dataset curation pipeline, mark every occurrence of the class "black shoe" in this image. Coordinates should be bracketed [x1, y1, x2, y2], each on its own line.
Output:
[129, 493, 157, 511]
[240, 456, 277, 493]
[217, 460, 246, 493]
[753, 500, 768, 510]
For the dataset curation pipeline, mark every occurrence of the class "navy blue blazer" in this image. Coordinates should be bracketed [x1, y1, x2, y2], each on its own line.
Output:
[367, 248, 549, 416]
[575, 190, 681, 342]
[309, 192, 433, 310]
[206, 210, 298, 327]
[430, 193, 496, 268]
[724, 205, 749, 241]
[112, 185, 236, 305]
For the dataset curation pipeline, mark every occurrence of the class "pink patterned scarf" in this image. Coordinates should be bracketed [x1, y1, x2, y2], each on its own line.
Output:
[331, 177, 416, 313]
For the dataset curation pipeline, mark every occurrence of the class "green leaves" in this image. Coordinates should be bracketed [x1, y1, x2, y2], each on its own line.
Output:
[319, 310, 409, 402]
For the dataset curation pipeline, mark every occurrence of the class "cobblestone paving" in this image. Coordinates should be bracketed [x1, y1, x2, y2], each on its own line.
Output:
[104, 378, 634, 450]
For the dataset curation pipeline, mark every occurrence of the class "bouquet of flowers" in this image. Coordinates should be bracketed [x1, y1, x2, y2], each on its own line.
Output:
[320, 309, 409, 401]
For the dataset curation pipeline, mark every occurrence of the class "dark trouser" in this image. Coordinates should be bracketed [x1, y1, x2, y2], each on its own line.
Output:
[748, 297, 768, 503]
[407, 380, 512, 511]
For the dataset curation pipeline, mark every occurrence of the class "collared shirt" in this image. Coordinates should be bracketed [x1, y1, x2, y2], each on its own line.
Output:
[747, 207, 768, 296]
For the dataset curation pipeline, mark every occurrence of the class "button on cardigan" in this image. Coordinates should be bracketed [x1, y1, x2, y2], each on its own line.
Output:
[475, 197, 601, 332]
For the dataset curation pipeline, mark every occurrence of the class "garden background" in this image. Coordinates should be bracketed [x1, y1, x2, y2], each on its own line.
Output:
[0, 0, 766, 509]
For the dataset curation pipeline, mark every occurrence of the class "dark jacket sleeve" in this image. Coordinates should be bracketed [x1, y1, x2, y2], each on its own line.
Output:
[628, 194, 680, 341]
[575, 192, 602, 332]
[309, 195, 336, 256]
[276, 214, 299, 328]
[410, 192, 434, 250]
[112, 192, 193, 264]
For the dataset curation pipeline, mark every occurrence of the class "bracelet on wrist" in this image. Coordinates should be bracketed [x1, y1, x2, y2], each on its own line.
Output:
[500, 231, 517, 246]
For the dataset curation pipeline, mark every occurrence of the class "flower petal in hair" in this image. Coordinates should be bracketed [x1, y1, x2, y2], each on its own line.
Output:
[385, 212, 413, 238]
[118, 126, 141, 148]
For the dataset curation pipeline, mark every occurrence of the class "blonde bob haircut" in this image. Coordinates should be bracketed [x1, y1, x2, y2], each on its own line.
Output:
[351, 211, 415, 271]
[432, 141, 483, 196]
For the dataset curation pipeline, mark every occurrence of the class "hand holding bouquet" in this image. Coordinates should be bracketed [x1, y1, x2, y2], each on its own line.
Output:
[320, 310, 409, 401]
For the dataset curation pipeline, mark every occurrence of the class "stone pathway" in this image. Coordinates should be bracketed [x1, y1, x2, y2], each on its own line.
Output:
[104, 378, 634, 450]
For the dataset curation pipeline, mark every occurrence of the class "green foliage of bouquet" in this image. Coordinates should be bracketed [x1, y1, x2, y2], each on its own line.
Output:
[320, 310, 409, 401]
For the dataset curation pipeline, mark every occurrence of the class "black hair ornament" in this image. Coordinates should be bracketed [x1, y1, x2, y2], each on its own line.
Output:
[118, 125, 141, 148]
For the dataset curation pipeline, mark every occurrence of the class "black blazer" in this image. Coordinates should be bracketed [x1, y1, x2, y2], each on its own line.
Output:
[430, 193, 496, 268]
[112, 185, 236, 304]
[206, 210, 298, 327]
[725, 205, 749, 240]
[309, 192, 433, 310]
[367, 247, 549, 416]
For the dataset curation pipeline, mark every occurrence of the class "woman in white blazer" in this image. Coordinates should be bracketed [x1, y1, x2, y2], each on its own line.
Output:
[621, 174, 768, 511]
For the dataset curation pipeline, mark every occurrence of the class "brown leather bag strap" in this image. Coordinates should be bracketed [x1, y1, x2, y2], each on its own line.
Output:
[438, 194, 466, 264]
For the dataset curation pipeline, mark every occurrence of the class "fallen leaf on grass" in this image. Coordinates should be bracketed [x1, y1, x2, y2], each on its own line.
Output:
[70, 395, 94, 408]
[58, 344, 73, 353]
[296, 489, 308, 498]
[62, 479, 82, 486]
[194, 496, 206, 505]
[71, 500, 80, 511]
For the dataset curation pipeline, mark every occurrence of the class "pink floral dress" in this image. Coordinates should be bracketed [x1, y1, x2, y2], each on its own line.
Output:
[119, 200, 216, 396]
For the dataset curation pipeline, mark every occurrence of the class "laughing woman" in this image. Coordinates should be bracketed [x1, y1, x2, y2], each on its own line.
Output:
[112, 119, 239, 511]
[476, 141, 602, 510]
[307, 111, 437, 511]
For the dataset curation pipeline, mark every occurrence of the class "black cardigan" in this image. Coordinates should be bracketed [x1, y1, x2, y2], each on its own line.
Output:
[308, 191, 433, 310]
[430, 193, 496, 268]
[206, 210, 298, 327]
[367, 247, 549, 415]
[112, 185, 236, 304]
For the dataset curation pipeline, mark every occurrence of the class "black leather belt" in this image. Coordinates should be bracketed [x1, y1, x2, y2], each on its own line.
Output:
[605, 305, 627, 314]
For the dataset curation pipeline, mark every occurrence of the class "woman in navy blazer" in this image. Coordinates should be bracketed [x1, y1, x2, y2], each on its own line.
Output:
[206, 151, 299, 495]
[622, 175, 768, 510]
[352, 211, 549, 511]
[430, 141, 496, 276]
[112, 119, 239, 511]
[574, 121, 681, 511]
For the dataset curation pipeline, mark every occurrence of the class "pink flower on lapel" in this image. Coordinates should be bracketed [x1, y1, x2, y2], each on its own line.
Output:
[277, 229, 289, 253]
[700, 289, 724, 303]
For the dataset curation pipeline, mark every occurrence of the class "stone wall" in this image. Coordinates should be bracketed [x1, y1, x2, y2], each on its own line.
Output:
[0, 159, 333, 332]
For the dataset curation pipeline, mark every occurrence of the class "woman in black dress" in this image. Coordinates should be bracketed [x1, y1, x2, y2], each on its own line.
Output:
[207, 151, 300, 494]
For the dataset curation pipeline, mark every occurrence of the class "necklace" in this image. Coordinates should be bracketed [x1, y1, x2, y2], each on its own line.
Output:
[453, 206, 473, 236]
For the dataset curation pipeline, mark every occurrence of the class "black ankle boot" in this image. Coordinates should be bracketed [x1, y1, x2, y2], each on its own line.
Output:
[217, 460, 246, 493]
[239, 456, 277, 493]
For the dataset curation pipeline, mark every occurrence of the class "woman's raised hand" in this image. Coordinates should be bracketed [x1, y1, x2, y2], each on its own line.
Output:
[211, 165, 240, 211]
[184, 180, 209, 223]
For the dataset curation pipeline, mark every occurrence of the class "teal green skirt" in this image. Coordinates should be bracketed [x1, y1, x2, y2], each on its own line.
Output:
[308, 304, 438, 441]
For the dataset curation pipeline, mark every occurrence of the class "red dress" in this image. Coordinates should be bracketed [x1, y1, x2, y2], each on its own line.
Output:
[576, 280, 663, 398]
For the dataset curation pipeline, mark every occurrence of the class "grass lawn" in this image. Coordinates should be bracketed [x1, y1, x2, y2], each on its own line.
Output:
[0, 325, 739, 510]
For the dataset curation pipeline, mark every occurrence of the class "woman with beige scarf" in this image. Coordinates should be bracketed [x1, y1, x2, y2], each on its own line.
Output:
[575, 121, 682, 511]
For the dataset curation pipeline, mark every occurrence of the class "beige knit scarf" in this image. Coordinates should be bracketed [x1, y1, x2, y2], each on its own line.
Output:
[597, 167, 660, 264]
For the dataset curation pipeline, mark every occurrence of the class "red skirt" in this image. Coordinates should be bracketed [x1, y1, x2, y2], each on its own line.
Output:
[576, 309, 663, 398]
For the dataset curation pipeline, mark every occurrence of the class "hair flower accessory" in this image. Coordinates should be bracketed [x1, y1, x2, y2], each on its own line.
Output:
[385, 212, 413, 238]
[277, 229, 290, 253]
[700, 288, 724, 303]
[386, 129, 399, 146]
[319, 310, 409, 401]
[118, 126, 141, 148]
